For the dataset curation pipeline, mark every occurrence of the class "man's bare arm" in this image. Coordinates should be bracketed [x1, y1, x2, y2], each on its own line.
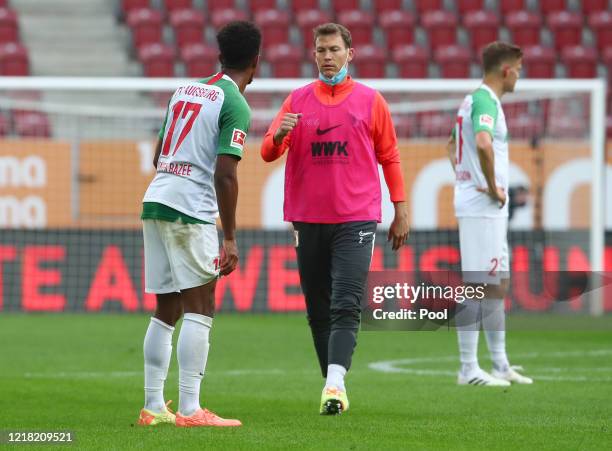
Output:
[476, 131, 506, 207]
[215, 154, 240, 275]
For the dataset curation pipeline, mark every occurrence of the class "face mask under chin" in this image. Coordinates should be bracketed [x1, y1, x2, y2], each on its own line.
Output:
[318, 56, 350, 86]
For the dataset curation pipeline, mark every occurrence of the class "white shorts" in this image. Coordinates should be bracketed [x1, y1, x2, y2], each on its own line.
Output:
[143, 219, 220, 293]
[458, 217, 509, 286]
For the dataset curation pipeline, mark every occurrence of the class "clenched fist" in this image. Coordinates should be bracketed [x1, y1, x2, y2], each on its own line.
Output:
[273, 113, 302, 145]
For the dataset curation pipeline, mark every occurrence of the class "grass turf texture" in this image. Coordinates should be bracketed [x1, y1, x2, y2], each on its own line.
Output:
[1, 314, 611, 450]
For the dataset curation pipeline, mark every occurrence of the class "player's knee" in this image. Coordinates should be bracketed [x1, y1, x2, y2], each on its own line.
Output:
[330, 308, 360, 329]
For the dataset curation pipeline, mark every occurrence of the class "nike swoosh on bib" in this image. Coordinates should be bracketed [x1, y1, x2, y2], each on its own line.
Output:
[316, 124, 342, 135]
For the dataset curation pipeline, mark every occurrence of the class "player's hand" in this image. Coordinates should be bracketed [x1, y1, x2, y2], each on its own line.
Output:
[219, 238, 238, 276]
[273, 113, 302, 145]
[477, 186, 506, 208]
[388, 204, 409, 251]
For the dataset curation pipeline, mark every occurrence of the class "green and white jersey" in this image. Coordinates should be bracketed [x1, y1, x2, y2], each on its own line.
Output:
[143, 73, 250, 223]
[453, 84, 509, 218]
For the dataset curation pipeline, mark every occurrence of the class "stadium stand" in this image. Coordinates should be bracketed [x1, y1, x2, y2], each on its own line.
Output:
[337, 10, 375, 46]
[422, 10, 458, 50]
[379, 10, 415, 50]
[506, 11, 542, 47]
[392, 44, 428, 78]
[169, 8, 205, 48]
[435, 45, 472, 78]
[2, 0, 611, 138]
[464, 11, 500, 52]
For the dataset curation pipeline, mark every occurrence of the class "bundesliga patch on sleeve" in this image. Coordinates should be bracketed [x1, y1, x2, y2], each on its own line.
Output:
[230, 128, 246, 150]
[479, 114, 494, 129]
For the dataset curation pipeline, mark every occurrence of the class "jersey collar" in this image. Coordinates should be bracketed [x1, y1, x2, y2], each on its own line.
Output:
[480, 83, 500, 104]
[315, 75, 354, 96]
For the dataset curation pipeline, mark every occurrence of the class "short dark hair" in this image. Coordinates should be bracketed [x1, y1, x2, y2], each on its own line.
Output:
[216, 21, 261, 70]
[313, 23, 352, 48]
[482, 41, 523, 73]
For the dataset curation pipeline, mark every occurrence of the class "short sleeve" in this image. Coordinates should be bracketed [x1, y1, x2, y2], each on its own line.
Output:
[217, 89, 251, 159]
[470, 89, 498, 137]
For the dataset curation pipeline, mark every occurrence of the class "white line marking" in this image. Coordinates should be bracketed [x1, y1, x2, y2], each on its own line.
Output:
[368, 349, 612, 382]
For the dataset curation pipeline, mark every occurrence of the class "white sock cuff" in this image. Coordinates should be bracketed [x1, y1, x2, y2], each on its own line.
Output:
[183, 313, 213, 328]
[150, 317, 175, 332]
[328, 364, 347, 376]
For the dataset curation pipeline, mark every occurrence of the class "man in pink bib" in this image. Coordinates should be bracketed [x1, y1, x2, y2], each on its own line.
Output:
[261, 23, 409, 415]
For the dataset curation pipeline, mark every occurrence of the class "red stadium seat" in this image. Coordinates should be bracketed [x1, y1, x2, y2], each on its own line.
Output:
[290, 0, 320, 13]
[499, 0, 525, 14]
[547, 11, 583, 51]
[392, 115, 417, 139]
[139, 43, 175, 77]
[352, 44, 387, 78]
[380, 11, 415, 50]
[457, 0, 484, 14]
[581, 0, 609, 15]
[606, 115, 612, 138]
[210, 9, 249, 29]
[422, 11, 458, 49]
[0, 8, 18, 43]
[266, 44, 304, 78]
[163, 0, 193, 12]
[506, 11, 542, 47]
[419, 112, 455, 138]
[392, 45, 428, 78]
[561, 46, 598, 78]
[254, 10, 290, 48]
[374, 0, 403, 14]
[522, 45, 556, 78]
[538, 0, 567, 14]
[0, 113, 9, 136]
[207, 0, 236, 10]
[169, 9, 205, 48]
[127, 8, 163, 50]
[337, 10, 375, 46]
[414, 0, 443, 16]
[120, 0, 150, 15]
[248, 0, 277, 12]
[603, 46, 612, 75]
[464, 11, 500, 52]
[589, 12, 612, 52]
[181, 43, 217, 77]
[435, 45, 471, 78]
[296, 9, 332, 44]
[506, 115, 544, 139]
[0, 42, 29, 75]
[330, 0, 360, 15]
[14, 112, 51, 138]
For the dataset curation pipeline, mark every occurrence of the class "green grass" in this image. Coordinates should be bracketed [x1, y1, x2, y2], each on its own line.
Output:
[1, 314, 611, 450]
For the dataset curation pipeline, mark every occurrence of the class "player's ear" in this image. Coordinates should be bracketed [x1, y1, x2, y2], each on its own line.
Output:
[347, 47, 355, 63]
[502, 65, 509, 78]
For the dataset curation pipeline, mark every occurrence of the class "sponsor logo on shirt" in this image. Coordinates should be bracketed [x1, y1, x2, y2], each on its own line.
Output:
[310, 141, 349, 164]
[230, 128, 246, 150]
[479, 114, 494, 128]
[316, 124, 342, 135]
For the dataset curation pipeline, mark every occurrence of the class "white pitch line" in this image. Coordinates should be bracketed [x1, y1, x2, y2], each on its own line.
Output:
[368, 349, 612, 382]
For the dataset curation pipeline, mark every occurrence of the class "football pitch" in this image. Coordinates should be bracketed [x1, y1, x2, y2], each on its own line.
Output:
[1, 314, 611, 450]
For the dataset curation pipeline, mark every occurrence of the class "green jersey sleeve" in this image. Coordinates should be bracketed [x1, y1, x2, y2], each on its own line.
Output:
[158, 108, 169, 139]
[217, 87, 251, 159]
[470, 89, 498, 137]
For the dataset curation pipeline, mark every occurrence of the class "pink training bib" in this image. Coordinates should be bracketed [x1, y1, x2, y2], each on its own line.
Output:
[284, 81, 381, 223]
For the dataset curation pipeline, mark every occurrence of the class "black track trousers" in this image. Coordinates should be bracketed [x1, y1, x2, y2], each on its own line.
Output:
[293, 221, 376, 377]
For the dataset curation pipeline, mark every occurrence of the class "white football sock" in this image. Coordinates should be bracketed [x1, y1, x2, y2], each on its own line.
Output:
[177, 313, 212, 416]
[143, 317, 174, 413]
[482, 298, 510, 372]
[455, 299, 481, 375]
[325, 364, 347, 392]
